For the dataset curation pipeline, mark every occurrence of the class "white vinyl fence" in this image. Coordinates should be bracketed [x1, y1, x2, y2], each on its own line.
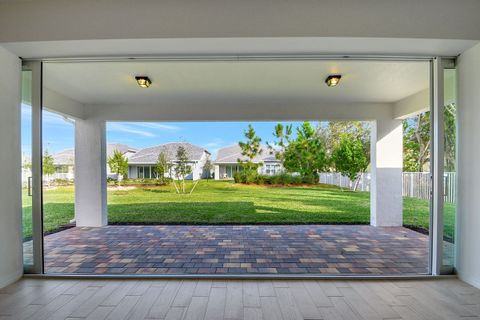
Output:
[319, 172, 457, 203]
[319, 172, 371, 192]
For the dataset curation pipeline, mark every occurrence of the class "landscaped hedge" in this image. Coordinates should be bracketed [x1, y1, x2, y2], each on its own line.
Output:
[233, 172, 318, 185]
[107, 178, 171, 186]
[50, 179, 74, 186]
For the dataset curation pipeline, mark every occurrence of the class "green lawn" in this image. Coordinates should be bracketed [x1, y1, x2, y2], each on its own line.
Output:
[22, 180, 455, 240]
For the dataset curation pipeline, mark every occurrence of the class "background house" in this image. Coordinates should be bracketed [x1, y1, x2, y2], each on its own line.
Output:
[106, 144, 137, 179]
[52, 149, 75, 180]
[128, 142, 210, 180]
[214, 144, 283, 179]
[39, 144, 138, 182]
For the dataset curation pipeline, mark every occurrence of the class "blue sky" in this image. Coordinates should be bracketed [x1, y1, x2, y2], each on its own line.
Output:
[107, 121, 313, 157]
[21, 105, 317, 158]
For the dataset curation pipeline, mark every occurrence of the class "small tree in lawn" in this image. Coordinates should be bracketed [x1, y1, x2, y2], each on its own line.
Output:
[238, 124, 263, 183]
[203, 159, 213, 180]
[43, 150, 55, 183]
[331, 132, 369, 191]
[173, 145, 192, 193]
[107, 149, 128, 186]
[155, 151, 169, 183]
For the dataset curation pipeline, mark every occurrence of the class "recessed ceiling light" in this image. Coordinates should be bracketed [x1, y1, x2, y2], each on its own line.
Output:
[325, 75, 342, 87]
[135, 76, 151, 88]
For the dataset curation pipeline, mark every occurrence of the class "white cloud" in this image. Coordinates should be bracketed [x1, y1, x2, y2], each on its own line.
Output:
[133, 123, 181, 131]
[205, 138, 224, 148]
[108, 123, 156, 137]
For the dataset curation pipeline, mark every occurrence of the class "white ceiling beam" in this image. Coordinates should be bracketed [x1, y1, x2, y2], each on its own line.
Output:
[393, 88, 430, 119]
[393, 71, 457, 119]
[44, 88, 85, 120]
[85, 102, 394, 122]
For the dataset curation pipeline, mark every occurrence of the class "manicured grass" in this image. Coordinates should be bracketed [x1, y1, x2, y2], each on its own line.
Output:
[22, 187, 76, 240]
[21, 180, 455, 240]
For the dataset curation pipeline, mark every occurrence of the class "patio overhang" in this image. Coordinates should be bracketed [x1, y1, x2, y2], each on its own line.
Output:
[35, 58, 434, 228]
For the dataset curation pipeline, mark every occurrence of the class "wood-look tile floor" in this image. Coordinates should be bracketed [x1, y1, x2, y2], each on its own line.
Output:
[0, 278, 478, 319]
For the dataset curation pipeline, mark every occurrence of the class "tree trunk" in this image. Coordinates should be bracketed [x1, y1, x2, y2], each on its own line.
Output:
[353, 177, 360, 191]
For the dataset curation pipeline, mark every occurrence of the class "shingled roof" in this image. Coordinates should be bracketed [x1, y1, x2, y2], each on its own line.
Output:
[215, 144, 279, 164]
[52, 144, 137, 166]
[52, 149, 75, 166]
[129, 142, 210, 164]
[106, 144, 137, 158]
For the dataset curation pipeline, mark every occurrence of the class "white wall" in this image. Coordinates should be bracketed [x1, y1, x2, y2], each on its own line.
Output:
[457, 42, 480, 288]
[0, 46, 22, 288]
[194, 153, 210, 180]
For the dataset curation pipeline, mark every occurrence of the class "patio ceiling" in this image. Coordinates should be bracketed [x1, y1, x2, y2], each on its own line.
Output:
[44, 60, 430, 107]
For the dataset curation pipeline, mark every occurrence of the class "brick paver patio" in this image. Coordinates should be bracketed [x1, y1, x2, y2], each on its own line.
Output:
[44, 225, 429, 275]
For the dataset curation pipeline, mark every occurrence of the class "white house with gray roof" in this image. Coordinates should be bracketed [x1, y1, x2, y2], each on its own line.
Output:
[128, 142, 210, 180]
[214, 144, 283, 180]
[50, 144, 137, 181]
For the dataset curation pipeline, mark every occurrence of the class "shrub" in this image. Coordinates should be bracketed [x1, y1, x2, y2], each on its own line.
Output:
[301, 174, 319, 184]
[234, 171, 261, 184]
[114, 178, 171, 186]
[233, 171, 247, 183]
[234, 172, 317, 186]
[51, 179, 73, 186]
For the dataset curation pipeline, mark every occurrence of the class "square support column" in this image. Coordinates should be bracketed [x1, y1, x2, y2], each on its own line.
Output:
[75, 119, 107, 227]
[370, 119, 403, 227]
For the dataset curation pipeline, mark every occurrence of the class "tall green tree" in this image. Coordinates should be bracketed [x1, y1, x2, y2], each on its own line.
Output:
[173, 145, 192, 193]
[269, 123, 293, 164]
[403, 105, 456, 172]
[331, 132, 369, 191]
[238, 124, 263, 181]
[155, 151, 169, 183]
[403, 112, 430, 172]
[272, 121, 328, 183]
[43, 150, 55, 181]
[317, 121, 371, 168]
[107, 149, 128, 185]
[444, 103, 457, 172]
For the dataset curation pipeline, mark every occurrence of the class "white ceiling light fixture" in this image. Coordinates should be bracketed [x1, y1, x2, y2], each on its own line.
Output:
[135, 76, 152, 88]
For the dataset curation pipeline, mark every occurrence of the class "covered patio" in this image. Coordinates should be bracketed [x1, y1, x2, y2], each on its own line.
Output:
[44, 225, 429, 275]
[23, 58, 452, 276]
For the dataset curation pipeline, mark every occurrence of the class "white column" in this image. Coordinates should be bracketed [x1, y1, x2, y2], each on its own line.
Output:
[0, 47, 22, 288]
[370, 118, 403, 227]
[214, 165, 220, 180]
[75, 119, 107, 227]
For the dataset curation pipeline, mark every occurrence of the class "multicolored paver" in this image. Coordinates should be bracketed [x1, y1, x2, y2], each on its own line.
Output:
[44, 225, 429, 275]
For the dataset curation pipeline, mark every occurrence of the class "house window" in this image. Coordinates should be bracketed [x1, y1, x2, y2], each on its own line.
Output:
[265, 164, 280, 175]
[151, 167, 158, 179]
[228, 166, 233, 178]
[144, 166, 151, 179]
[55, 166, 68, 173]
[136, 166, 154, 179]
